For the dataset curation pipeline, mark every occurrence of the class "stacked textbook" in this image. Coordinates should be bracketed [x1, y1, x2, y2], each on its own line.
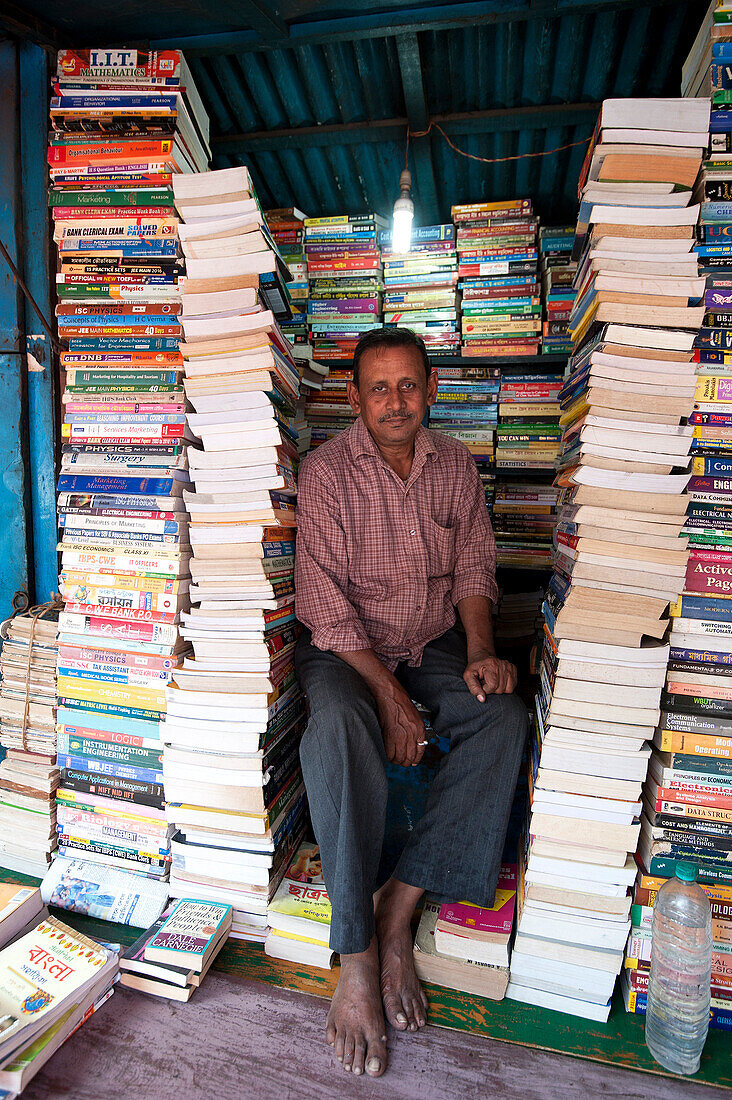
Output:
[121, 897, 231, 1000]
[413, 899, 509, 1001]
[305, 215, 385, 360]
[453, 200, 541, 358]
[51, 48, 209, 888]
[265, 209, 309, 347]
[508, 96, 710, 1021]
[539, 227, 576, 355]
[0, 915, 118, 1097]
[165, 165, 308, 944]
[380, 225, 460, 356]
[265, 841, 334, 968]
[0, 610, 59, 877]
[434, 862, 516, 969]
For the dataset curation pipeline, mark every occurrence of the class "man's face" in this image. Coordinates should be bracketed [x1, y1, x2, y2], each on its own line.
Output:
[347, 345, 437, 450]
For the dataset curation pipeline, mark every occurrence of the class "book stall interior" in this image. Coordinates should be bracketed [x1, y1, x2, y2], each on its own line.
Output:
[1, 0, 732, 1096]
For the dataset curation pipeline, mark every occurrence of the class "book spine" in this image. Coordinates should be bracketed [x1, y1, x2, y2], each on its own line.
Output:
[59, 768, 165, 808]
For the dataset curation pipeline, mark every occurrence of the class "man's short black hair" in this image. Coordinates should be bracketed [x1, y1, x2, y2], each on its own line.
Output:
[352, 327, 431, 388]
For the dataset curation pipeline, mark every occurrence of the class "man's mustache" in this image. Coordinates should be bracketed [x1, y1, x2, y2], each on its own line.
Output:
[377, 411, 415, 424]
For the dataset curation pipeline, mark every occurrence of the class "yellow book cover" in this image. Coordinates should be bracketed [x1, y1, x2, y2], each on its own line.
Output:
[56, 675, 166, 711]
[696, 375, 732, 403]
[268, 842, 331, 928]
[60, 571, 186, 595]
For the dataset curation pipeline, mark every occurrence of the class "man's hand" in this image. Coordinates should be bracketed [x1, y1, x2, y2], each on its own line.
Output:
[463, 649, 517, 702]
[376, 682, 428, 768]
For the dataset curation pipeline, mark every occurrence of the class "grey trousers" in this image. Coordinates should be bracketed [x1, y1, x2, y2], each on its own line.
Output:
[295, 625, 528, 955]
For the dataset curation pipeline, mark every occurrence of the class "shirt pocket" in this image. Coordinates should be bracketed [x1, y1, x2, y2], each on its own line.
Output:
[423, 518, 456, 580]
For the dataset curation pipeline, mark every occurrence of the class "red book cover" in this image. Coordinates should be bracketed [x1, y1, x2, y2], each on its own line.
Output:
[435, 863, 517, 940]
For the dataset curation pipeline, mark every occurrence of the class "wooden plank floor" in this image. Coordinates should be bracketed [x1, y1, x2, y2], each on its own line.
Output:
[21, 971, 727, 1100]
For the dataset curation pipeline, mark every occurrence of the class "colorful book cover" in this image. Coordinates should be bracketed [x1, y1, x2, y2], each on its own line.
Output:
[268, 842, 331, 927]
[144, 899, 232, 969]
[436, 863, 517, 937]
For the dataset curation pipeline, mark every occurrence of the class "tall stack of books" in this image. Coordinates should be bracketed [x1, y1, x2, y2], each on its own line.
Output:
[0, 611, 59, 878]
[302, 367, 355, 448]
[305, 214, 385, 360]
[622, 66, 732, 1026]
[507, 96, 709, 1022]
[51, 48, 210, 888]
[166, 165, 308, 944]
[265, 209, 309, 348]
[452, 200, 541, 358]
[380, 226, 460, 356]
[539, 227, 577, 355]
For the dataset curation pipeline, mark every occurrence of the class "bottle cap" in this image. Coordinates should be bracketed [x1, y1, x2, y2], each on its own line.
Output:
[675, 861, 697, 883]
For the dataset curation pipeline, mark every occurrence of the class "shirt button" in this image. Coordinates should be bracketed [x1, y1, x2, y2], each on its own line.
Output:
[410, 530, 416, 535]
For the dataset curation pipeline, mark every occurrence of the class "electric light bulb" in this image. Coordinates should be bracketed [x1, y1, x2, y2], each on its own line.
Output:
[392, 168, 414, 255]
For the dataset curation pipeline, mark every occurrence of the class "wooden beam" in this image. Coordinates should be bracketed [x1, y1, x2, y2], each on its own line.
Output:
[152, 0, 683, 57]
[239, 0, 289, 40]
[395, 33, 440, 225]
[212, 102, 600, 154]
[0, 1, 61, 53]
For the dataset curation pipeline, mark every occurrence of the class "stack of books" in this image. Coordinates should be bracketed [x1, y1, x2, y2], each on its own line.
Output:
[507, 96, 709, 1022]
[120, 897, 232, 1000]
[0, 915, 118, 1096]
[452, 200, 541, 358]
[51, 48, 210, 888]
[0, 611, 59, 878]
[495, 372, 563, 472]
[165, 165, 308, 945]
[491, 479, 558, 571]
[493, 588, 545, 649]
[380, 225, 460, 356]
[413, 898, 510, 1001]
[429, 369, 500, 445]
[304, 214, 386, 360]
[265, 208, 309, 348]
[682, 1, 732, 101]
[539, 227, 577, 355]
[434, 863, 516, 968]
[265, 841, 334, 969]
[303, 366, 356, 447]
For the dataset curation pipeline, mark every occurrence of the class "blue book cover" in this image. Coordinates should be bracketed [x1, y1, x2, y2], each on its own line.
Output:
[67, 337, 180, 352]
[692, 456, 732, 475]
[57, 752, 163, 786]
[378, 224, 454, 245]
[57, 474, 178, 494]
[673, 595, 732, 623]
[56, 705, 161, 740]
[52, 94, 179, 109]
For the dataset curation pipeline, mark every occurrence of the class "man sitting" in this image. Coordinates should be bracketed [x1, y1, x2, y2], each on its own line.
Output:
[294, 327, 527, 1078]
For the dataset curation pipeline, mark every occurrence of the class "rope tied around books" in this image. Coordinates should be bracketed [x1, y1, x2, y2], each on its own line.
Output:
[10, 593, 63, 751]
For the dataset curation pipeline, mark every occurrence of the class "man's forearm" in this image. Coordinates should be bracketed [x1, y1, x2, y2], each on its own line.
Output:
[457, 595, 496, 658]
[333, 646, 399, 700]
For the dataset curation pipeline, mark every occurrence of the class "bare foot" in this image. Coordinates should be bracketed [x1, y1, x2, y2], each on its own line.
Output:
[326, 936, 387, 1077]
[375, 879, 429, 1033]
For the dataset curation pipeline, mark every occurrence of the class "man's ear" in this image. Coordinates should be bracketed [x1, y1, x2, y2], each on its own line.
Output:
[426, 369, 438, 408]
[347, 379, 361, 414]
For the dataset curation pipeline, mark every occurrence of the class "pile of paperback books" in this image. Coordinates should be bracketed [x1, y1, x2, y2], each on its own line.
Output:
[539, 227, 576, 355]
[507, 95, 709, 1021]
[52, 48, 210, 888]
[380, 225, 460, 356]
[164, 165, 308, 944]
[265, 209, 309, 348]
[305, 214, 385, 359]
[0, 608, 60, 877]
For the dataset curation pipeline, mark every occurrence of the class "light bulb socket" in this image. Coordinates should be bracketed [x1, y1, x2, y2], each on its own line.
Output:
[399, 168, 412, 192]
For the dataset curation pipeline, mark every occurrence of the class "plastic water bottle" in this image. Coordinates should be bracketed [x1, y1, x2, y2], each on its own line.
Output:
[645, 862, 712, 1075]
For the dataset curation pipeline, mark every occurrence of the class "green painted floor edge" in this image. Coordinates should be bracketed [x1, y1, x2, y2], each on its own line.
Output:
[4, 870, 730, 1089]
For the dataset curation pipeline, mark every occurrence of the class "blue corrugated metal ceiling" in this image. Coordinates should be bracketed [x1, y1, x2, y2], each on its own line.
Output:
[3, 0, 706, 225]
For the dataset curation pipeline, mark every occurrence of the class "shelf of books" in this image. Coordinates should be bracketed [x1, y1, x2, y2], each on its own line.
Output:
[508, 94, 710, 1022]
